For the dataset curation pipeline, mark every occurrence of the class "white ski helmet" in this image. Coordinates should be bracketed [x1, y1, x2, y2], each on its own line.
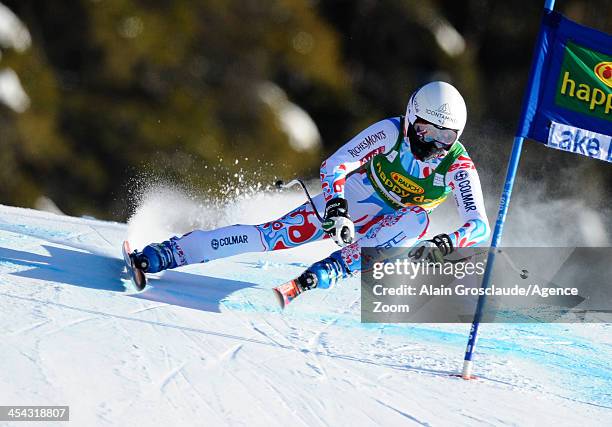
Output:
[405, 81, 467, 141]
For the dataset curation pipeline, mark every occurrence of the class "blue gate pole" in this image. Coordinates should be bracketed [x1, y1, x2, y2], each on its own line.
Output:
[460, 136, 523, 379]
[461, 0, 556, 379]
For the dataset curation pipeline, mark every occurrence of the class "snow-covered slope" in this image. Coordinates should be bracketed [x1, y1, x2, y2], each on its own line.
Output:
[0, 200, 610, 426]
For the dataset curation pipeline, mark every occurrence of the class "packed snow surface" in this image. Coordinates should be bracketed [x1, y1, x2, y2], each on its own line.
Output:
[0, 197, 610, 426]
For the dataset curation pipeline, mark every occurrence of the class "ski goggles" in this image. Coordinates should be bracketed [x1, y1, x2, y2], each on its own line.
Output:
[414, 122, 458, 149]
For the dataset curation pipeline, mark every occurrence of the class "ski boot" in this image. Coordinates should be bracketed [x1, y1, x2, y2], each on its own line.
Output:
[273, 254, 348, 309]
[122, 240, 178, 291]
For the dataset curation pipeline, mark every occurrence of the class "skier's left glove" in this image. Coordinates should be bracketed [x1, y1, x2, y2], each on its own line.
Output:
[322, 197, 355, 247]
[408, 233, 453, 263]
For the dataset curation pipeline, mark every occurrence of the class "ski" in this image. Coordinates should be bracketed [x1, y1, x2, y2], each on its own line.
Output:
[121, 240, 147, 291]
[272, 279, 302, 309]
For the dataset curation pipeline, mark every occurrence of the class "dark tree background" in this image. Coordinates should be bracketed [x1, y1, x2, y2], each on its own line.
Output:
[0, 0, 610, 220]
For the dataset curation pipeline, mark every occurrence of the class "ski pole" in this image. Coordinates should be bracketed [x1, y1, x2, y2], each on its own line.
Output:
[275, 179, 324, 223]
[274, 179, 357, 246]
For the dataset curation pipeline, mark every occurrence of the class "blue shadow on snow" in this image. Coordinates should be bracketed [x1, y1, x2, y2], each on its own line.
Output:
[1, 245, 125, 292]
[0, 245, 256, 313]
[130, 271, 257, 313]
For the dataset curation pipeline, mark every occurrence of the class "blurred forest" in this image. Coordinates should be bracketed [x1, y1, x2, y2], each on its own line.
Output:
[0, 0, 610, 220]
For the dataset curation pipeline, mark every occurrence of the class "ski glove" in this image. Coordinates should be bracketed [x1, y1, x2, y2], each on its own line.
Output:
[408, 233, 453, 263]
[322, 197, 355, 247]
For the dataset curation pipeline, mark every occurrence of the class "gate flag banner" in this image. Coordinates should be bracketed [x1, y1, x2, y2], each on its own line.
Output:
[517, 11, 612, 163]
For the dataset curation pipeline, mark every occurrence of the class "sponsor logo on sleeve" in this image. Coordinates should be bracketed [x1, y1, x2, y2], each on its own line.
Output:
[359, 146, 386, 165]
[448, 160, 475, 172]
[348, 130, 387, 158]
[453, 170, 468, 181]
[453, 170, 476, 211]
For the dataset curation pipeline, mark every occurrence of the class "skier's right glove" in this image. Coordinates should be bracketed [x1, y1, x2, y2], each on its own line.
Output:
[322, 197, 355, 247]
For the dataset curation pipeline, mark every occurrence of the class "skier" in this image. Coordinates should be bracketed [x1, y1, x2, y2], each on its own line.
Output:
[124, 81, 490, 306]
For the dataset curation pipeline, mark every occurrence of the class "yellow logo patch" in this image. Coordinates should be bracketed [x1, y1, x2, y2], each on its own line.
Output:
[594, 62, 612, 89]
[390, 172, 424, 194]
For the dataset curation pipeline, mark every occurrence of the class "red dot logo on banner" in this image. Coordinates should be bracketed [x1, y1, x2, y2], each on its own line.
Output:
[594, 62, 612, 88]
